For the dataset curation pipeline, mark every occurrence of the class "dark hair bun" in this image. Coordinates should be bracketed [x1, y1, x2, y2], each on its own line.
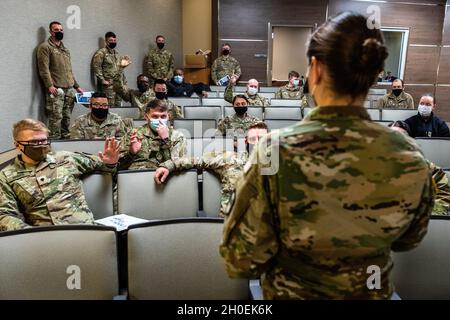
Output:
[359, 38, 388, 73]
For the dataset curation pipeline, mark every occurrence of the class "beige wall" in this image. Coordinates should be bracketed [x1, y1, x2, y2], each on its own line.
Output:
[182, 0, 211, 65]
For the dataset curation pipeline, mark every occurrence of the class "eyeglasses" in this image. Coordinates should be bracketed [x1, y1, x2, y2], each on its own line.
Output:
[16, 139, 50, 146]
[91, 103, 109, 108]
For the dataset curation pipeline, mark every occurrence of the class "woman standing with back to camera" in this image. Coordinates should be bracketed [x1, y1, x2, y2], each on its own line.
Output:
[220, 12, 435, 299]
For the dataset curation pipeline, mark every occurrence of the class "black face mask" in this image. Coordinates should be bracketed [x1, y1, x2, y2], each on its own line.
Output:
[138, 82, 149, 93]
[91, 108, 109, 119]
[54, 32, 64, 41]
[222, 49, 230, 56]
[20, 144, 51, 162]
[392, 89, 403, 97]
[234, 107, 247, 115]
[108, 42, 117, 49]
[155, 92, 167, 100]
[157, 42, 165, 49]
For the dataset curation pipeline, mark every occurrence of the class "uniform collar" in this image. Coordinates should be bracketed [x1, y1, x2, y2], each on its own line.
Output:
[88, 112, 113, 128]
[13, 152, 57, 172]
[304, 106, 371, 121]
[48, 37, 65, 49]
[388, 91, 407, 101]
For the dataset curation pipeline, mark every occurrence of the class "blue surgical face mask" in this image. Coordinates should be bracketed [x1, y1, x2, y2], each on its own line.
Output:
[247, 87, 258, 96]
[150, 119, 168, 131]
[174, 75, 183, 84]
[292, 79, 300, 87]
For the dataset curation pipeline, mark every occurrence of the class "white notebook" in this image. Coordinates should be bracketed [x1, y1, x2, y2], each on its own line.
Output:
[95, 214, 149, 231]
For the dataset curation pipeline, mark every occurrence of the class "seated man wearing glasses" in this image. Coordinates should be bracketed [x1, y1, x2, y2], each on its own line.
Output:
[0, 119, 120, 231]
[70, 92, 130, 139]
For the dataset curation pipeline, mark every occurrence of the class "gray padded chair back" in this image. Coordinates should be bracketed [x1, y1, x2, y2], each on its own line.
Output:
[224, 106, 263, 119]
[303, 107, 312, 117]
[260, 86, 279, 93]
[117, 170, 199, 219]
[185, 138, 234, 158]
[265, 119, 299, 131]
[381, 109, 417, 121]
[415, 138, 450, 168]
[202, 98, 232, 106]
[0, 149, 18, 169]
[269, 99, 301, 107]
[70, 105, 90, 124]
[82, 173, 114, 219]
[264, 107, 302, 120]
[202, 171, 222, 217]
[392, 216, 450, 299]
[133, 119, 147, 127]
[108, 107, 141, 119]
[173, 119, 217, 138]
[168, 97, 200, 107]
[127, 218, 248, 299]
[51, 139, 105, 155]
[367, 108, 381, 120]
[184, 106, 223, 120]
[0, 226, 118, 299]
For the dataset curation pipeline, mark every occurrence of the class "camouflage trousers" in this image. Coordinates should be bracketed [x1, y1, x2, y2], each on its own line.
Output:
[45, 88, 75, 139]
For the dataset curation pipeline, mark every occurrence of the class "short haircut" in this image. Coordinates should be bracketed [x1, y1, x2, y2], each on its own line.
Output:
[174, 68, 184, 74]
[91, 92, 108, 99]
[153, 79, 167, 88]
[13, 119, 49, 140]
[137, 74, 149, 81]
[105, 31, 116, 39]
[146, 99, 168, 113]
[222, 43, 231, 48]
[248, 122, 268, 131]
[421, 93, 435, 104]
[388, 120, 411, 136]
[49, 21, 62, 30]
[232, 94, 248, 105]
[393, 78, 404, 86]
[288, 70, 300, 79]
[156, 35, 165, 41]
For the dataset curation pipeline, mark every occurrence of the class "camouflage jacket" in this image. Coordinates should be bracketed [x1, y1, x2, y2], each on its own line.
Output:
[430, 161, 450, 215]
[119, 124, 187, 170]
[146, 47, 174, 80]
[0, 152, 116, 231]
[217, 113, 262, 137]
[275, 84, 302, 100]
[211, 55, 241, 83]
[161, 151, 248, 217]
[377, 91, 415, 109]
[224, 85, 270, 107]
[220, 106, 434, 299]
[70, 112, 129, 139]
[92, 46, 121, 82]
[37, 37, 79, 89]
[164, 99, 183, 121]
[113, 74, 155, 118]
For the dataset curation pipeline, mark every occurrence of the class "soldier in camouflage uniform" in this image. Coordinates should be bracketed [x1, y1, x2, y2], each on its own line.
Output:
[275, 70, 303, 100]
[118, 99, 186, 170]
[92, 32, 129, 107]
[220, 12, 435, 299]
[152, 79, 183, 121]
[377, 79, 414, 109]
[114, 73, 155, 118]
[70, 92, 129, 139]
[0, 119, 119, 231]
[37, 21, 84, 139]
[217, 95, 262, 137]
[146, 35, 174, 85]
[155, 123, 268, 217]
[211, 43, 242, 85]
[224, 78, 270, 107]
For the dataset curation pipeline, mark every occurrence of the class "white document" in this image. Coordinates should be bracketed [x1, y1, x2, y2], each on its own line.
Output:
[95, 214, 149, 231]
[75, 91, 93, 104]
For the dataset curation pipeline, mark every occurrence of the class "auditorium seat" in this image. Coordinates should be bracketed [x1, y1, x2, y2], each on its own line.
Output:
[132, 119, 147, 127]
[260, 87, 279, 93]
[173, 119, 217, 138]
[363, 100, 371, 108]
[0, 225, 119, 299]
[185, 137, 235, 158]
[265, 119, 299, 131]
[127, 218, 249, 299]
[258, 92, 275, 100]
[270, 99, 301, 107]
[374, 120, 393, 127]
[202, 98, 232, 106]
[303, 107, 312, 117]
[392, 216, 450, 299]
[264, 107, 302, 120]
[117, 170, 199, 220]
[415, 138, 450, 168]
[51, 139, 105, 155]
[184, 105, 223, 120]
[202, 171, 222, 217]
[381, 109, 417, 122]
[0, 148, 18, 169]
[168, 97, 200, 107]
[70, 104, 90, 123]
[108, 107, 141, 119]
[223, 106, 263, 119]
[82, 173, 114, 219]
[366, 108, 381, 121]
